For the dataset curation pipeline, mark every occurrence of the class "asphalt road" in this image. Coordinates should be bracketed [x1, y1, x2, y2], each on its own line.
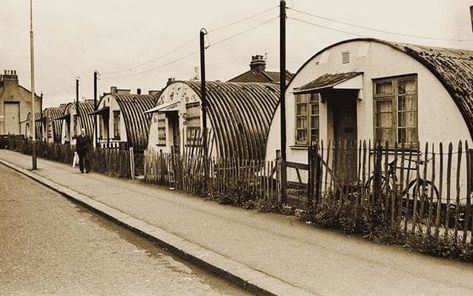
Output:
[0, 164, 251, 296]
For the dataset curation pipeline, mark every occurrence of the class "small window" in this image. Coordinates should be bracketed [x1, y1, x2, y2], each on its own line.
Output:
[342, 51, 350, 64]
[157, 114, 166, 146]
[295, 93, 320, 145]
[113, 111, 120, 139]
[373, 75, 418, 147]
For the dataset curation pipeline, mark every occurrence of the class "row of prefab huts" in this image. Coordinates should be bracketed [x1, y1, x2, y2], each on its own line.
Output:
[14, 39, 473, 192]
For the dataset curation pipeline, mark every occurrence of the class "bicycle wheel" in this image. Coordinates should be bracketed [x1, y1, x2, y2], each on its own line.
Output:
[365, 175, 391, 194]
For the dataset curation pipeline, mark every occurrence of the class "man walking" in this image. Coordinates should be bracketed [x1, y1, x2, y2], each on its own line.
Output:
[75, 128, 91, 173]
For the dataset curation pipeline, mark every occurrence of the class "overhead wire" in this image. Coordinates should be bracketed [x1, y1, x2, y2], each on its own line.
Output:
[289, 7, 473, 42]
[288, 17, 368, 38]
[100, 5, 278, 76]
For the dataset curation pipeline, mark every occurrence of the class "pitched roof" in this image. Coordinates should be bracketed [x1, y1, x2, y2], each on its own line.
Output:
[228, 70, 293, 84]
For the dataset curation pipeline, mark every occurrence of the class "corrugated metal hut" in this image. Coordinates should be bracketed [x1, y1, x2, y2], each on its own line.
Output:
[42, 104, 66, 143]
[265, 38, 473, 189]
[22, 111, 42, 140]
[146, 80, 280, 160]
[58, 100, 95, 145]
[91, 87, 159, 151]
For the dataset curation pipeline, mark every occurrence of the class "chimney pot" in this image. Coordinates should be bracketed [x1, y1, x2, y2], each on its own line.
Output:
[249, 55, 266, 74]
[110, 86, 117, 95]
[167, 77, 176, 86]
[137, 88, 141, 95]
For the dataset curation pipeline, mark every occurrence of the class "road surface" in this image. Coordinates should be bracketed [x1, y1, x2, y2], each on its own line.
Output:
[0, 164, 251, 296]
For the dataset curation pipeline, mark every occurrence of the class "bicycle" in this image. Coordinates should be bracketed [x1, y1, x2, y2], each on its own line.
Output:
[365, 154, 440, 203]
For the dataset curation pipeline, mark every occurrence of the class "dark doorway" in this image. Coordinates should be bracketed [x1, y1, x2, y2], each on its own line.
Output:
[327, 90, 358, 185]
[168, 112, 180, 153]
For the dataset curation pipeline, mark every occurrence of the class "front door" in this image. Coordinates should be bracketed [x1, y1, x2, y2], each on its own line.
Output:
[4, 102, 20, 134]
[328, 90, 358, 185]
[168, 112, 180, 153]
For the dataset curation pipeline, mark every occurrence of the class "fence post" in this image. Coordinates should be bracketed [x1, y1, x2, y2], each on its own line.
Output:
[129, 147, 135, 180]
[307, 145, 315, 213]
[373, 142, 382, 205]
[276, 150, 282, 205]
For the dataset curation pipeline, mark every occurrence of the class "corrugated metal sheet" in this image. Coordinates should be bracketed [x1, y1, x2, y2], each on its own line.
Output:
[44, 106, 65, 142]
[114, 94, 160, 151]
[184, 81, 280, 160]
[77, 101, 95, 137]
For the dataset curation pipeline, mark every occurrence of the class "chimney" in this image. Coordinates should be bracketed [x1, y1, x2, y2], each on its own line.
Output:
[167, 77, 176, 86]
[194, 67, 200, 80]
[3, 70, 19, 89]
[110, 86, 117, 95]
[137, 88, 142, 95]
[470, 5, 473, 32]
[249, 55, 266, 74]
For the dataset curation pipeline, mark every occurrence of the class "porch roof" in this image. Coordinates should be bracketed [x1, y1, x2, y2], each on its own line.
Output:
[294, 72, 363, 94]
[88, 106, 109, 116]
[145, 100, 180, 113]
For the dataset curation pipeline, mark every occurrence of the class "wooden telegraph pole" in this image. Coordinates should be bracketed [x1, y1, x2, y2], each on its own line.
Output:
[280, 0, 287, 204]
[200, 28, 209, 191]
[94, 71, 98, 148]
[30, 0, 37, 170]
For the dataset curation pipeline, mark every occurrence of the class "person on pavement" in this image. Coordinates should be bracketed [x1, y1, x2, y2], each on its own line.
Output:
[75, 128, 91, 173]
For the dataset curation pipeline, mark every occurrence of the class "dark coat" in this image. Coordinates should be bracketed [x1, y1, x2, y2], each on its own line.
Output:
[76, 135, 91, 153]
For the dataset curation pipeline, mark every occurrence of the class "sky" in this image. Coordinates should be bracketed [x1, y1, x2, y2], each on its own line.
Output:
[1, 0, 473, 107]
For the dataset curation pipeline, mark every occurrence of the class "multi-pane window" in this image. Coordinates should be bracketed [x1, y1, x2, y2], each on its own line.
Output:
[156, 114, 166, 146]
[295, 93, 320, 145]
[113, 110, 121, 139]
[374, 75, 418, 147]
[185, 102, 201, 146]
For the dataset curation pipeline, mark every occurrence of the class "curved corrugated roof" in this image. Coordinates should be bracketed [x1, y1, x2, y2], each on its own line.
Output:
[114, 94, 160, 151]
[183, 81, 280, 160]
[63, 101, 95, 137]
[44, 105, 65, 142]
[290, 38, 473, 139]
[77, 101, 95, 136]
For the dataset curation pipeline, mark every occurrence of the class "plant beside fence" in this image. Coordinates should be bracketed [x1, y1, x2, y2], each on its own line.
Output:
[144, 148, 280, 209]
[303, 140, 473, 259]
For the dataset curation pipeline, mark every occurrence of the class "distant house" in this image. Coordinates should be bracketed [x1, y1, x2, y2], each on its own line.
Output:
[146, 80, 280, 160]
[91, 87, 159, 151]
[0, 70, 42, 135]
[42, 104, 66, 143]
[58, 100, 95, 145]
[228, 55, 293, 84]
[265, 38, 473, 188]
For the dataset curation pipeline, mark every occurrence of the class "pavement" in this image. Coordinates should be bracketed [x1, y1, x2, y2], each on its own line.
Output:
[1, 150, 473, 296]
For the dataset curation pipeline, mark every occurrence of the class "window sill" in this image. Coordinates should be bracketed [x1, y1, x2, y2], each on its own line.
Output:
[290, 145, 309, 150]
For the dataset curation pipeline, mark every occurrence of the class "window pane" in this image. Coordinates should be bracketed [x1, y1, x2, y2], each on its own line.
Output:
[311, 104, 319, 115]
[297, 130, 307, 142]
[311, 129, 319, 142]
[296, 94, 308, 104]
[376, 100, 392, 113]
[375, 81, 393, 95]
[377, 112, 392, 128]
[398, 95, 416, 112]
[398, 128, 417, 145]
[398, 78, 416, 94]
[376, 128, 392, 144]
[311, 116, 319, 129]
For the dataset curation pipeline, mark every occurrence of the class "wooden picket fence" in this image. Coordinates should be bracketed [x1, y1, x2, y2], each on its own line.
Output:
[144, 148, 280, 206]
[305, 140, 473, 244]
[5, 135, 132, 178]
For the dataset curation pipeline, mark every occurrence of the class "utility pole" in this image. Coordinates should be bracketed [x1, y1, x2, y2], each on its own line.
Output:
[280, 0, 287, 204]
[30, 0, 37, 170]
[94, 71, 98, 148]
[200, 28, 209, 191]
[75, 77, 80, 137]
